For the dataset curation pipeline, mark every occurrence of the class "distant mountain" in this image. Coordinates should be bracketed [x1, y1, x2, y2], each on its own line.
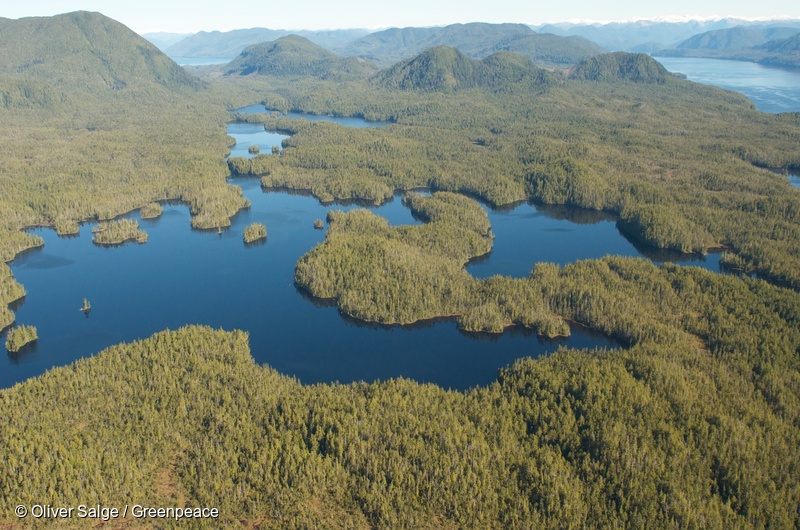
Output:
[166, 27, 370, 59]
[657, 25, 800, 70]
[676, 26, 800, 50]
[759, 33, 800, 54]
[0, 10, 201, 102]
[142, 31, 193, 51]
[535, 18, 800, 53]
[340, 22, 602, 67]
[374, 46, 558, 92]
[224, 35, 378, 80]
[755, 34, 800, 69]
[569, 52, 670, 83]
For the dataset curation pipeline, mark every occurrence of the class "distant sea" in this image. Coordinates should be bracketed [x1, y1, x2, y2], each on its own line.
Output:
[654, 57, 800, 114]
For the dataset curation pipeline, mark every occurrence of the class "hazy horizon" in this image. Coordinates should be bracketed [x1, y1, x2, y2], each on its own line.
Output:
[1, 0, 798, 34]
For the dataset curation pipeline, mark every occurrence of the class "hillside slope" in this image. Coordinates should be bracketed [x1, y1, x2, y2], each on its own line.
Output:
[570, 52, 670, 83]
[340, 22, 602, 67]
[224, 35, 378, 80]
[0, 11, 250, 256]
[374, 46, 558, 91]
[0, 11, 201, 93]
[166, 27, 370, 58]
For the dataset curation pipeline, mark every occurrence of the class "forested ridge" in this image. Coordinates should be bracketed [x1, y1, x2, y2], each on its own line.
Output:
[2, 11, 800, 528]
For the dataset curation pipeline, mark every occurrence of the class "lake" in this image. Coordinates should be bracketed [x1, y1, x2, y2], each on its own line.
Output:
[0, 110, 725, 391]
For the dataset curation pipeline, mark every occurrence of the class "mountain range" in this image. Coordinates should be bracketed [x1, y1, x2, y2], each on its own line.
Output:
[150, 22, 603, 68]
[657, 25, 800, 69]
[336, 22, 603, 67]
[532, 17, 800, 52]
[162, 27, 370, 58]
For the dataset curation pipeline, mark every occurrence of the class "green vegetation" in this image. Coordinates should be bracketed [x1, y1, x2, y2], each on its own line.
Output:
[139, 201, 163, 219]
[53, 218, 80, 236]
[225, 35, 379, 80]
[338, 22, 602, 68]
[569, 52, 670, 83]
[314, 218, 324, 229]
[297, 192, 566, 335]
[226, 51, 800, 287]
[92, 219, 148, 245]
[0, 10, 255, 247]
[0, 262, 26, 330]
[243, 221, 267, 243]
[375, 46, 558, 92]
[3, 12, 800, 526]
[2, 280, 799, 527]
[659, 27, 800, 70]
[165, 27, 371, 59]
[248, 144, 260, 154]
[4, 324, 37, 353]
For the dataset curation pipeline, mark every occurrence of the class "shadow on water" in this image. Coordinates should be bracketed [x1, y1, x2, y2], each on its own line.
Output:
[5, 340, 39, 363]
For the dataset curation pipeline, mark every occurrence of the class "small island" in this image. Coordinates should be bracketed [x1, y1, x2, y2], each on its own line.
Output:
[80, 298, 91, 312]
[313, 218, 324, 229]
[5, 324, 37, 353]
[248, 145, 260, 155]
[92, 219, 148, 246]
[139, 202, 163, 220]
[243, 222, 267, 244]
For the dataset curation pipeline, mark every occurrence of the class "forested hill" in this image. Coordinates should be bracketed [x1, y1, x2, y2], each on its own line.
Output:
[374, 46, 558, 92]
[338, 22, 603, 67]
[675, 26, 800, 50]
[657, 25, 800, 69]
[0, 11, 201, 95]
[0, 11, 255, 270]
[569, 52, 670, 83]
[759, 32, 800, 53]
[165, 27, 370, 58]
[224, 35, 378, 80]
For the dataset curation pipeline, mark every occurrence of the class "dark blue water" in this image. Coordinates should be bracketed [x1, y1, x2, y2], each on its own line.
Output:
[1, 110, 720, 390]
[468, 202, 720, 279]
[654, 57, 800, 114]
[4, 182, 618, 391]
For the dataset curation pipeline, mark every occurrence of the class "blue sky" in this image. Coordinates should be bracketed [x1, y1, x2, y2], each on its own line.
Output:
[1, 0, 798, 33]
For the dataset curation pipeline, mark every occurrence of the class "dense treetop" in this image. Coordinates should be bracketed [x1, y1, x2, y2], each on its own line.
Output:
[2, 12, 800, 526]
[374, 46, 558, 92]
[569, 52, 670, 83]
[224, 35, 378, 80]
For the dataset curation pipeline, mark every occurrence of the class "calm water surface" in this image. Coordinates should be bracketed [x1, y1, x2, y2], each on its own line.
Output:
[654, 57, 800, 114]
[4, 183, 618, 391]
[1, 110, 723, 390]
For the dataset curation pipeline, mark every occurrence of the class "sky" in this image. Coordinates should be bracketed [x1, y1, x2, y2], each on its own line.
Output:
[0, 0, 798, 33]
